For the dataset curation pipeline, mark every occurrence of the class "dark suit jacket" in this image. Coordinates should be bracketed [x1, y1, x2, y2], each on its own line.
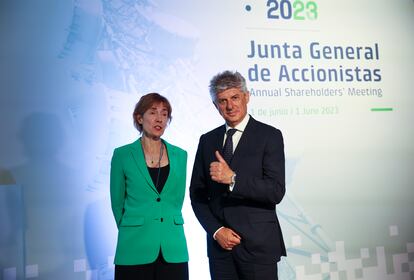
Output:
[190, 116, 286, 264]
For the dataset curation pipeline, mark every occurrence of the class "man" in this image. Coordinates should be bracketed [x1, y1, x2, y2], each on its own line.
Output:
[190, 70, 286, 279]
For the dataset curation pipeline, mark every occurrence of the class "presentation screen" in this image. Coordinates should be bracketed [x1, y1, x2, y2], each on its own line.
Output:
[0, 1, 413, 279]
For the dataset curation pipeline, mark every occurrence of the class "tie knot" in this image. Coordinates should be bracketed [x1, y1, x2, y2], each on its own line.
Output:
[226, 129, 237, 137]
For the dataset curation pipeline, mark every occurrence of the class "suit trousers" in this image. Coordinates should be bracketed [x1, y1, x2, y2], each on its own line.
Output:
[115, 251, 188, 280]
[209, 253, 278, 280]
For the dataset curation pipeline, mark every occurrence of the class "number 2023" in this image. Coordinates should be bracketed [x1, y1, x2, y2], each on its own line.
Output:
[267, 0, 318, 20]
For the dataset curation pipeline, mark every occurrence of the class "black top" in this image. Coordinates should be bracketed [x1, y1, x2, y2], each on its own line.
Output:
[147, 164, 170, 193]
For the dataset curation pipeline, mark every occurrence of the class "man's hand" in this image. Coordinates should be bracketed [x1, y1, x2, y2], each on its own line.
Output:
[215, 227, 241, 250]
[210, 151, 234, 184]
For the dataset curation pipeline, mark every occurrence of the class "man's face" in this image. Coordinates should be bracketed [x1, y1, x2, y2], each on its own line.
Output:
[214, 88, 250, 127]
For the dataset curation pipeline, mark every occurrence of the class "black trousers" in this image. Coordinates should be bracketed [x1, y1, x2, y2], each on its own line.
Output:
[209, 254, 278, 280]
[115, 253, 188, 280]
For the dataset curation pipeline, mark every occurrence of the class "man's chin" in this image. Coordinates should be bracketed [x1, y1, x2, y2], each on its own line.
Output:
[224, 114, 238, 121]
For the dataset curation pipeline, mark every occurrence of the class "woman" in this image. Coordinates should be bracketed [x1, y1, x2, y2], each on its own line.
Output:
[110, 93, 188, 279]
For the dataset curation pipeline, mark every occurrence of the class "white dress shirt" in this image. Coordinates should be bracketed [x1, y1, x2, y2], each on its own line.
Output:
[223, 114, 250, 153]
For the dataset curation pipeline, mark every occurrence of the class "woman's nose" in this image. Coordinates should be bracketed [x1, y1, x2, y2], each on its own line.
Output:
[155, 113, 164, 122]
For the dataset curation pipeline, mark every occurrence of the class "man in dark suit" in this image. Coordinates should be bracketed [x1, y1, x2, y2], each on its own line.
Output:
[190, 70, 286, 280]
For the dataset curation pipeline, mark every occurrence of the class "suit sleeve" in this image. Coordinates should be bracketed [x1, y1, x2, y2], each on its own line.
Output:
[189, 136, 223, 235]
[231, 129, 285, 205]
[110, 148, 126, 228]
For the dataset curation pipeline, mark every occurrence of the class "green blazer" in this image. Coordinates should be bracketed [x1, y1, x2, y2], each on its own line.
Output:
[110, 138, 188, 265]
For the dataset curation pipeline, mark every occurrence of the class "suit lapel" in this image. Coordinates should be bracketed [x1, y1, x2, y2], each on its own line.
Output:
[230, 117, 256, 169]
[215, 125, 226, 154]
[214, 126, 228, 190]
[130, 138, 158, 194]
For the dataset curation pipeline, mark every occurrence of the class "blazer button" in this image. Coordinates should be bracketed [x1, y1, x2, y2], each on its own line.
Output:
[160, 218, 163, 222]
[156, 198, 161, 202]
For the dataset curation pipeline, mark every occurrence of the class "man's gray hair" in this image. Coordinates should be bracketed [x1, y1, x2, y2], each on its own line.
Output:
[209, 70, 248, 101]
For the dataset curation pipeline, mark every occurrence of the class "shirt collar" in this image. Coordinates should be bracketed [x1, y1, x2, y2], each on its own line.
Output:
[225, 114, 250, 133]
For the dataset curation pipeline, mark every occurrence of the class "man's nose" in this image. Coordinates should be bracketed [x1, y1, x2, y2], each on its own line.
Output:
[226, 101, 233, 110]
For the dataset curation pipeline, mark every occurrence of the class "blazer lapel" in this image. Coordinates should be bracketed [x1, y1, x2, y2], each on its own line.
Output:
[130, 138, 158, 194]
[160, 140, 176, 194]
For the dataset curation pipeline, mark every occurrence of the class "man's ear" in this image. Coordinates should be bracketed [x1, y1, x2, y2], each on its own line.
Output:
[212, 101, 219, 110]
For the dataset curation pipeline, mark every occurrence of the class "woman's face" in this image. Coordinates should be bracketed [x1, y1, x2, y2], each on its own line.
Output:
[137, 102, 169, 139]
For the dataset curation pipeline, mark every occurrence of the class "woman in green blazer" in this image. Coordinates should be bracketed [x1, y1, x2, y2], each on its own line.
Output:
[110, 93, 188, 280]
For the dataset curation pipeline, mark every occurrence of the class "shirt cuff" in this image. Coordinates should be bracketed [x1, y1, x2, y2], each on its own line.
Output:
[213, 226, 224, 240]
[228, 172, 236, 192]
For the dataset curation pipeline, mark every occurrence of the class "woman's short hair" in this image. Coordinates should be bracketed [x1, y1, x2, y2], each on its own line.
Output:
[133, 93, 172, 132]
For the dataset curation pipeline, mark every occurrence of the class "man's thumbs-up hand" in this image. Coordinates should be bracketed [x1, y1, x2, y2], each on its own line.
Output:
[210, 151, 234, 184]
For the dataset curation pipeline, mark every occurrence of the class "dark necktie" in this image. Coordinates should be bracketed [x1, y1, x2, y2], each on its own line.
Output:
[222, 129, 237, 164]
